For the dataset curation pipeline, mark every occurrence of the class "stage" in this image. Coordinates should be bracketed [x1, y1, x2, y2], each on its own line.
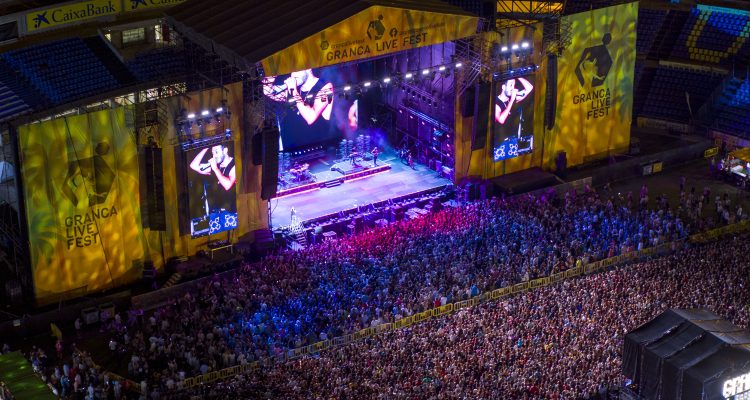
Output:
[270, 150, 451, 228]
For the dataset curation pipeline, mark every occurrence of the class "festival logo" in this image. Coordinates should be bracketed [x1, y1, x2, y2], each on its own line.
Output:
[571, 33, 613, 120]
[62, 142, 115, 207]
[367, 15, 386, 40]
[575, 33, 613, 88]
[32, 12, 50, 28]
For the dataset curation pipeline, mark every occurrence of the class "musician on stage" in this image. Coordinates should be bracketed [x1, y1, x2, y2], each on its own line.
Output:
[372, 146, 379, 166]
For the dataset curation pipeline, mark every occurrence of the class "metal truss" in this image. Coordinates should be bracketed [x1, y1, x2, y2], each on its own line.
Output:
[496, 1, 564, 30]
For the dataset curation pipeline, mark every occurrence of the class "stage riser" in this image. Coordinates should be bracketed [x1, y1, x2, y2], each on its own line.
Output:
[275, 164, 392, 198]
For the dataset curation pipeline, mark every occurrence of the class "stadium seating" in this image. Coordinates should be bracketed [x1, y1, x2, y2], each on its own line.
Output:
[0, 38, 119, 104]
[0, 59, 48, 122]
[710, 78, 750, 138]
[637, 9, 667, 55]
[670, 6, 750, 66]
[126, 47, 186, 83]
[640, 66, 724, 122]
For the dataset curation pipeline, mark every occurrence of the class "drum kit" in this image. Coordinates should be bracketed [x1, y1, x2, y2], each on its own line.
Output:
[288, 163, 313, 183]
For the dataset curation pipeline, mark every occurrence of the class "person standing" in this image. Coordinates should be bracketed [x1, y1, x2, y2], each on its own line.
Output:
[371, 146, 379, 166]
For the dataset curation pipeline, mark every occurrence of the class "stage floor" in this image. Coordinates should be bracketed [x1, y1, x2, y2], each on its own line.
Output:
[270, 154, 451, 228]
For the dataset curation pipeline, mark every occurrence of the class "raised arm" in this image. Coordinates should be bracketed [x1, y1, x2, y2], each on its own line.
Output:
[189, 148, 211, 175]
[515, 77, 534, 102]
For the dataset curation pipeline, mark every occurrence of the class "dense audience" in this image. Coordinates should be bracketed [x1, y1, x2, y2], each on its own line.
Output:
[9, 180, 747, 399]
[177, 236, 750, 399]
[106, 185, 691, 396]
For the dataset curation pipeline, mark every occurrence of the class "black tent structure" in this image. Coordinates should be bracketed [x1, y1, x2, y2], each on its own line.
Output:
[623, 309, 750, 400]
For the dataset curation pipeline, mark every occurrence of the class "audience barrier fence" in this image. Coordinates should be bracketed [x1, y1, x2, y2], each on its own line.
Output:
[125, 219, 750, 393]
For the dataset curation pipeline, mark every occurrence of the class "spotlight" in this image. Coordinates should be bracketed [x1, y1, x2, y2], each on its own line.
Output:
[201, 110, 209, 116]
[455, 62, 462, 68]
[288, 97, 296, 103]
[383, 77, 391, 83]
[363, 81, 371, 87]
[216, 107, 223, 113]
[521, 42, 529, 49]
[225, 129, 231, 140]
[438, 66, 446, 71]
[512, 44, 519, 50]
[501, 46, 509, 52]
[187, 113, 195, 119]
[344, 85, 352, 91]
[422, 69, 430, 75]
[405, 72, 413, 79]
[306, 94, 313, 99]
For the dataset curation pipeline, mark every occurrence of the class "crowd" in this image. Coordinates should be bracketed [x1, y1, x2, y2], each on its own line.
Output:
[179, 236, 750, 399]
[9, 180, 747, 399]
[96, 185, 693, 397]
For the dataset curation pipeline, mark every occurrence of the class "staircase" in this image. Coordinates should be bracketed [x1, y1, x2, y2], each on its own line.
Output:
[288, 230, 308, 251]
[323, 178, 343, 188]
[83, 37, 137, 85]
[162, 272, 182, 288]
[649, 10, 689, 60]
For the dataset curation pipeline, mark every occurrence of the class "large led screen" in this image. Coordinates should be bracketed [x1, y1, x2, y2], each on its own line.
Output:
[186, 141, 238, 237]
[262, 66, 359, 151]
[493, 75, 536, 161]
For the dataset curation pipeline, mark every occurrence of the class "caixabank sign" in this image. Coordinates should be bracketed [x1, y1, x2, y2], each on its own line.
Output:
[24, 0, 186, 33]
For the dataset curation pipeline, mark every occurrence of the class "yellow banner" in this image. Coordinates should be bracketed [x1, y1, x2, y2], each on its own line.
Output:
[546, 2, 637, 167]
[123, 0, 186, 12]
[19, 108, 145, 305]
[26, 0, 120, 32]
[261, 6, 478, 76]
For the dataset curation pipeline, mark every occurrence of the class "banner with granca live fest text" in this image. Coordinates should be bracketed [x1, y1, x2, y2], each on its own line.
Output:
[19, 108, 145, 305]
[261, 5, 478, 76]
[547, 2, 637, 168]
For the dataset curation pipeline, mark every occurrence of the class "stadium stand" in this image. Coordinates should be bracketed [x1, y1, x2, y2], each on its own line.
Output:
[0, 38, 120, 104]
[709, 78, 750, 137]
[670, 6, 750, 66]
[640, 66, 724, 122]
[126, 47, 186, 83]
[636, 8, 667, 55]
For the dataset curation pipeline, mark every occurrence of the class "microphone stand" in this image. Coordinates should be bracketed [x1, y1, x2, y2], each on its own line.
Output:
[203, 179, 213, 247]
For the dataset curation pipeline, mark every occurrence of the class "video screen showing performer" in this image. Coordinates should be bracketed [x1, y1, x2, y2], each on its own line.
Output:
[262, 67, 359, 151]
[493, 75, 535, 161]
[187, 142, 238, 238]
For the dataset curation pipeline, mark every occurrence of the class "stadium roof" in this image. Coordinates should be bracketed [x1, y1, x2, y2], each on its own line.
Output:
[166, 0, 478, 75]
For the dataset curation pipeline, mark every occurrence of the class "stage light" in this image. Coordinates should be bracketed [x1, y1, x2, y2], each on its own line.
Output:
[306, 94, 313, 99]
[201, 110, 209, 116]
[288, 97, 296, 103]
[225, 129, 231, 140]
[363, 81, 372, 87]
[187, 113, 195, 119]
[216, 107, 223, 113]
[521, 42, 529, 49]
[438, 66, 446, 71]
[455, 62, 462, 68]
[501, 46, 508, 52]
[405, 72, 413, 79]
[512, 44, 519, 50]
[422, 69, 430, 75]
[383, 77, 391, 83]
[344, 85, 351, 91]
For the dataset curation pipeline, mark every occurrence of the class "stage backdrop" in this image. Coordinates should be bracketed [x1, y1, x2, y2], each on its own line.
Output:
[545, 2, 637, 168]
[18, 108, 145, 305]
